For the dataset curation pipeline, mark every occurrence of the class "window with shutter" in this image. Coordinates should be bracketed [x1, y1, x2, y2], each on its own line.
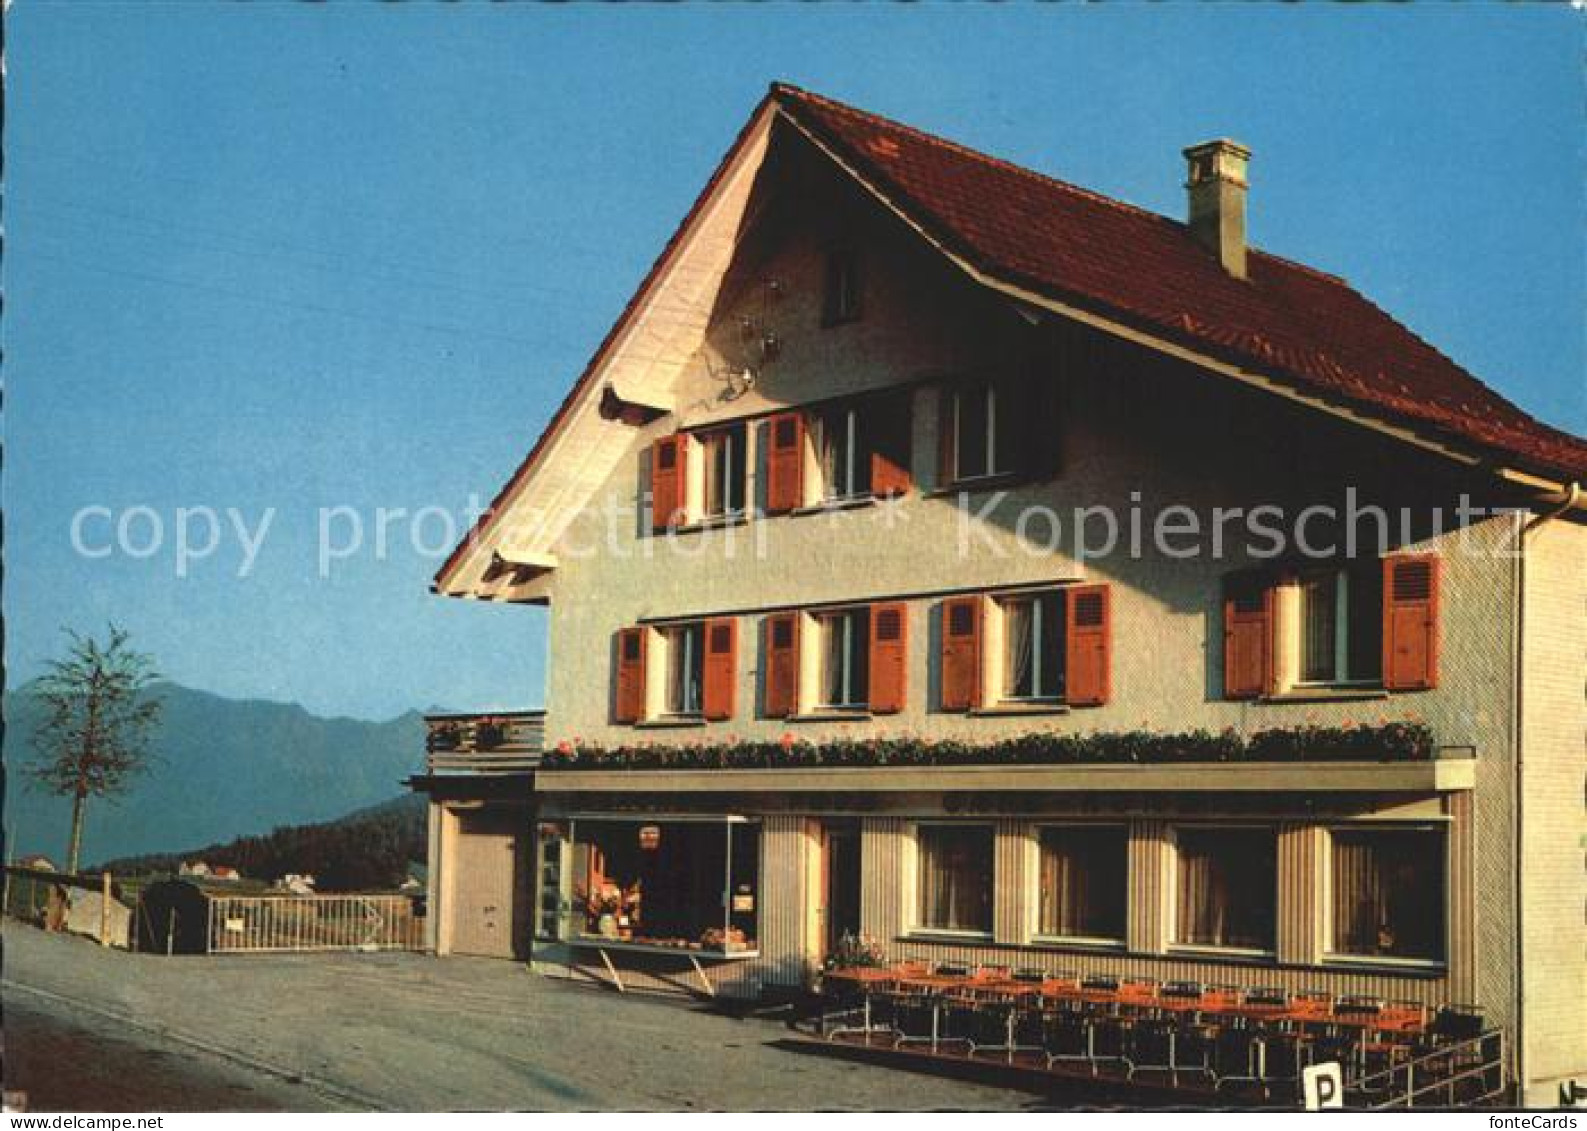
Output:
[701, 618, 738, 720]
[764, 612, 801, 718]
[1064, 584, 1111, 707]
[1382, 554, 1440, 690]
[765, 413, 806, 514]
[940, 595, 984, 711]
[614, 627, 648, 724]
[868, 602, 908, 714]
[1223, 572, 1274, 700]
[650, 436, 688, 532]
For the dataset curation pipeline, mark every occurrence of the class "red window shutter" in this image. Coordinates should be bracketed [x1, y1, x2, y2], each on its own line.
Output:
[1065, 584, 1111, 707]
[650, 435, 688, 532]
[765, 413, 806, 514]
[870, 394, 913, 497]
[764, 612, 801, 718]
[614, 627, 647, 723]
[1382, 554, 1440, 691]
[940, 595, 984, 711]
[868, 602, 909, 714]
[702, 618, 738, 721]
[1223, 571, 1274, 700]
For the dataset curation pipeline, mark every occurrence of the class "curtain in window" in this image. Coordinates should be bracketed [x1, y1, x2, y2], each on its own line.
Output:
[1175, 829, 1275, 949]
[1004, 600, 1034, 699]
[918, 826, 993, 932]
[1331, 830, 1443, 959]
[667, 626, 702, 714]
[1039, 827, 1126, 938]
[821, 617, 847, 706]
[1300, 574, 1337, 682]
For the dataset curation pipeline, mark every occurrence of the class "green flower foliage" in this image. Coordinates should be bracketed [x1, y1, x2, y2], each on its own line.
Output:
[540, 721, 1435, 771]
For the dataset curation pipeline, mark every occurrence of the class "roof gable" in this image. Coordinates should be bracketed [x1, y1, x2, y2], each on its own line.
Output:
[772, 83, 1586, 482]
[436, 83, 1585, 598]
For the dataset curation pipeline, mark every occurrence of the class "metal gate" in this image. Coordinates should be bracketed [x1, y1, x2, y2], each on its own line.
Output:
[205, 894, 425, 953]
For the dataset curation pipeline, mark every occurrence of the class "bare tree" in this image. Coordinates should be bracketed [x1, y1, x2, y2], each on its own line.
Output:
[28, 626, 163, 873]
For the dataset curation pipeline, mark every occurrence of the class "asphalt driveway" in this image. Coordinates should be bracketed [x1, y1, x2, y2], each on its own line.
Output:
[2, 924, 1038, 1111]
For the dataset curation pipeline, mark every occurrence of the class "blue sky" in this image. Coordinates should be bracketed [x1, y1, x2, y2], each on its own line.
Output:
[5, 4, 1582, 720]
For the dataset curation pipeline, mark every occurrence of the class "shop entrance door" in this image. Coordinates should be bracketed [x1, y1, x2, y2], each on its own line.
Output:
[821, 822, 863, 958]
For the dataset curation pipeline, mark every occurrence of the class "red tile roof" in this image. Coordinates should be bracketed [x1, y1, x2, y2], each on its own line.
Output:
[771, 83, 1587, 481]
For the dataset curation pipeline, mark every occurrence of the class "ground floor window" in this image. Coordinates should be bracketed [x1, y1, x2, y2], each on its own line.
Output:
[1173, 826, 1276, 952]
[1330, 827, 1446, 962]
[569, 818, 759, 953]
[916, 824, 994, 934]
[1037, 825, 1126, 942]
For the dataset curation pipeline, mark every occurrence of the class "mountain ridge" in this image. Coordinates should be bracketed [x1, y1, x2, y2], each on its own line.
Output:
[4, 680, 426, 866]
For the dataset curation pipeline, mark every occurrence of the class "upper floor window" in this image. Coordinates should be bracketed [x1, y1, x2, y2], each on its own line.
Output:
[1173, 826, 1276, 953]
[1297, 562, 1382, 686]
[916, 823, 994, 935]
[697, 423, 747, 519]
[948, 381, 1008, 482]
[999, 590, 1065, 703]
[1222, 554, 1439, 699]
[817, 404, 871, 501]
[822, 247, 861, 326]
[940, 584, 1110, 712]
[1330, 827, 1445, 963]
[663, 623, 705, 717]
[818, 608, 870, 710]
[1038, 825, 1127, 942]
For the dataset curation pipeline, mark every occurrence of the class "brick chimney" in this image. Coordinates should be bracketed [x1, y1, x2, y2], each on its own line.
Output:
[1184, 139, 1251, 279]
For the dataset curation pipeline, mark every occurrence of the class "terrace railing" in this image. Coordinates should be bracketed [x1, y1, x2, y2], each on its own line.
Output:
[424, 710, 545, 773]
[1348, 1028, 1508, 1109]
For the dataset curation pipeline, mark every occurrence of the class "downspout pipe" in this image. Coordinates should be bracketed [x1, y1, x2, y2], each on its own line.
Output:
[1511, 479, 1580, 1100]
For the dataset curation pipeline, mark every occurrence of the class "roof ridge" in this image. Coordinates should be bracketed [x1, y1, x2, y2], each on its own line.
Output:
[772, 83, 1352, 288]
[771, 84, 1184, 228]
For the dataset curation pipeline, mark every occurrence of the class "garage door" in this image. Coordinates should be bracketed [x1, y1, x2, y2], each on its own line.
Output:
[448, 808, 531, 959]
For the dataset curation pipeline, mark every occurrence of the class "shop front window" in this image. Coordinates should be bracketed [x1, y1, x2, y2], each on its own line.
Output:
[569, 818, 759, 954]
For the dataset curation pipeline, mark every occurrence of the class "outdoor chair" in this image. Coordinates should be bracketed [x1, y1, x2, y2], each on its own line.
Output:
[1126, 1018, 1176, 1081]
[1173, 1020, 1218, 1082]
[1428, 1003, 1485, 1043]
[935, 993, 981, 1052]
[1211, 1023, 1265, 1094]
[890, 992, 940, 1050]
[1087, 1014, 1131, 1075]
[968, 999, 1021, 1060]
[1042, 1010, 1092, 1068]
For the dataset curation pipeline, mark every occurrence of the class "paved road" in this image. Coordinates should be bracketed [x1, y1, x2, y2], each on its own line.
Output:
[3, 924, 1040, 1112]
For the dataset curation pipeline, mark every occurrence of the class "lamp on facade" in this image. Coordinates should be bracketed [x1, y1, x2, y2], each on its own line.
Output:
[638, 825, 662, 851]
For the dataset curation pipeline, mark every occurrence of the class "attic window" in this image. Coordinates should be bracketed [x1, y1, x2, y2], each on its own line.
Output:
[822, 248, 861, 326]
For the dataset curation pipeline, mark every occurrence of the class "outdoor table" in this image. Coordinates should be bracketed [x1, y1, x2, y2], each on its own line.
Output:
[823, 966, 900, 1038]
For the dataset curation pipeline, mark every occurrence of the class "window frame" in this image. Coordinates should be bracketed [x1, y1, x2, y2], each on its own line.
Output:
[694, 422, 748, 521]
[817, 403, 870, 502]
[1168, 823, 1278, 958]
[815, 606, 870, 711]
[911, 821, 996, 939]
[662, 622, 706, 718]
[996, 589, 1066, 704]
[1323, 823, 1449, 969]
[949, 380, 1007, 484]
[1032, 822, 1129, 948]
[1291, 562, 1383, 689]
